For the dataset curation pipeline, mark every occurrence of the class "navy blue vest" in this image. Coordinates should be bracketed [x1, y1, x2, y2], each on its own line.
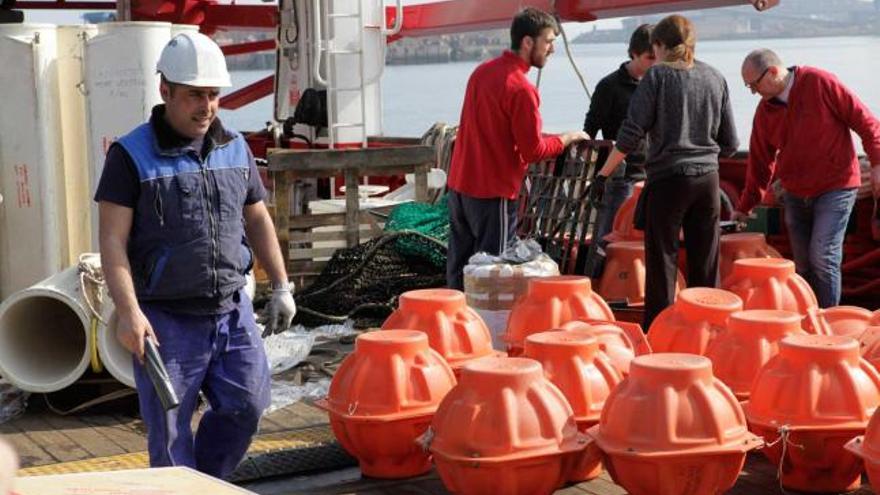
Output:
[118, 123, 252, 302]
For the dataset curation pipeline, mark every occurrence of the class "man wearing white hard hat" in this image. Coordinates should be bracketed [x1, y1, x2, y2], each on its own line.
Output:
[95, 32, 296, 478]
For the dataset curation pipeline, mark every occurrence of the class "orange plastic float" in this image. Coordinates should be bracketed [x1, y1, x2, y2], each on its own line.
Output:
[588, 353, 763, 495]
[523, 332, 623, 481]
[429, 357, 587, 495]
[646, 288, 743, 356]
[722, 258, 818, 315]
[705, 310, 805, 400]
[845, 406, 880, 490]
[505, 276, 614, 356]
[381, 289, 501, 376]
[872, 310, 880, 325]
[802, 305, 874, 338]
[561, 319, 651, 375]
[745, 334, 880, 493]
[321, 330, 456, 478]
[597, 241, 685, 305]
[603, 181, 644, 243]
[858, 326, 880, 370]
[719, 232, 782, 281]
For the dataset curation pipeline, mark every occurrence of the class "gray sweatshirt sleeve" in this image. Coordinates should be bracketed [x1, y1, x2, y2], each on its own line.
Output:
[717, 79, 739, 157]
[615, 70, 657, 154]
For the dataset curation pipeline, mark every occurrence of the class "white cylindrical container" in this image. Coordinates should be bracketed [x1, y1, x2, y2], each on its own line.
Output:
[0, 24, 66, 299]
[84, 21, 172, 247]
[57, 24, 98, 261]
[0, 255, 104, 392]
[98, 308, 134, 388]
[171, 24, 200, 36]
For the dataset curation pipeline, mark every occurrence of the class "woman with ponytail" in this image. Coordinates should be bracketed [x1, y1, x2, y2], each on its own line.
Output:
[593, 14, 739, 330]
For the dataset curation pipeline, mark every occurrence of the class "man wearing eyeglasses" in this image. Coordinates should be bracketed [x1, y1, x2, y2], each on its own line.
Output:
[732, 48, 880, 308]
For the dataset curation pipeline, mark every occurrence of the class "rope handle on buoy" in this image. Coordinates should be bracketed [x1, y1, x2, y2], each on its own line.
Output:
[762, 424, 805, 495]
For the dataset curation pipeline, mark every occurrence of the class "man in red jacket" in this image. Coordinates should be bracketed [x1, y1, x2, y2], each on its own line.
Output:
[445, 8, 588, 289]
[733, 48, 880, 307]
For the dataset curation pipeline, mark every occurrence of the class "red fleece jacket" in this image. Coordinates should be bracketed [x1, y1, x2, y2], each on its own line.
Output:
[447, 51, 564, 200]
[739, 66, 880, 213]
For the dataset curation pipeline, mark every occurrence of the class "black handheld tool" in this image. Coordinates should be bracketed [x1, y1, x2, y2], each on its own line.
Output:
[144, 339, 180, 411]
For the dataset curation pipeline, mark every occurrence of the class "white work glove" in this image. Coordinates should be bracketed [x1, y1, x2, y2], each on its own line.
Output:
[260, 282, 297, 338]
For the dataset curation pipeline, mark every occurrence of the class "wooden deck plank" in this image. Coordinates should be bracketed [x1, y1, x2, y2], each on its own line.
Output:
[12, 415, 90, 463]
[79, 415, 147, 453]
[0, 422, 55, 467]
[40, 414, 127, 458]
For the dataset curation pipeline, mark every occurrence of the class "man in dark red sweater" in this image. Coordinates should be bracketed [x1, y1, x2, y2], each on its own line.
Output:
[733, 48, 880, 307]
[445, 8, 588, 289]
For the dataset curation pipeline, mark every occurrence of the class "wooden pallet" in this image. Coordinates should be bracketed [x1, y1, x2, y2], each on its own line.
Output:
[268, 144, 435, 288]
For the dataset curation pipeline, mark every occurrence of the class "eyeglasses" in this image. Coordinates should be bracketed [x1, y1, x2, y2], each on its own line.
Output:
[745, 67, 769, 90]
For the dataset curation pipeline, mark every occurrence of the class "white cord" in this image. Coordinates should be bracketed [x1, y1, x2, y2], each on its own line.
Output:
[557, 18, 592, 101]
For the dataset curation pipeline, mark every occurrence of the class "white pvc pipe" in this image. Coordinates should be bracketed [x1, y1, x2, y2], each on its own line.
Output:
[0, 256, 100, 392]
[97, 309, 134, 388]
[98, 272, 256, 389]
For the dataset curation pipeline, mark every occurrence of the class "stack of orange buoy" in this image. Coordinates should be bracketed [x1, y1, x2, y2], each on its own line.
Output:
[505, 276, 613, 356]
[745, 334, 880, 493]
[588, 353, 763, 495]
[646, 287, 743, 356]
[320, 330, 456, 478]
[429, 357, 588, 495]
[381, 289, 502, 377]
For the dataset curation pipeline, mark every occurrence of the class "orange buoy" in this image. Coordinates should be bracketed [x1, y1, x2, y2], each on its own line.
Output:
[322, 330, 456, 478]
[706, 310, 805, 400]
[429, 357, 587, 495]
[722, 258, 817, 315]
[524, 331, 622, 481]
[597, 241, 685, 306]
[588, 353, 762, 495]
[603, 181, 645, 243]
[845, 407, 880, 490]
[561, 320, 649, 376]
[647, 288, 743, 356]
[505, 276, 613, 356]
[858, 326, 880, 370]
[802, 305, 874, 338]
[745, 334, 880, 493]
[381, 289, 502, 376]
[719, 232, 782, 281]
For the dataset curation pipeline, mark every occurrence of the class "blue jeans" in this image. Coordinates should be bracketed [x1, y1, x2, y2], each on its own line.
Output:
[782, 188, 857, 308]
[133, 290, 271, 479]
[584, 179, 635, 277]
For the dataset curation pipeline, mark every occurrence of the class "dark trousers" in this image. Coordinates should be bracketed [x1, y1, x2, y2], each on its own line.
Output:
[643, 171, 720, 330]
[446, 189, 517, 290]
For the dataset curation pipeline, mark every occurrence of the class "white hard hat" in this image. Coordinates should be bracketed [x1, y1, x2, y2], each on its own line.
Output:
[156, 32, 231, 88]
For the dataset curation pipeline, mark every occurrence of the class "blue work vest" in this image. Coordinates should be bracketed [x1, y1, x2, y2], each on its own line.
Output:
[118, 123, 252, 302]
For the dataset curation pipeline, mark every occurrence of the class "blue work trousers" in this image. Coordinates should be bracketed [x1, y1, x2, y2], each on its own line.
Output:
[782, 188, 858, 308]
[133, 290, 271, 479]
